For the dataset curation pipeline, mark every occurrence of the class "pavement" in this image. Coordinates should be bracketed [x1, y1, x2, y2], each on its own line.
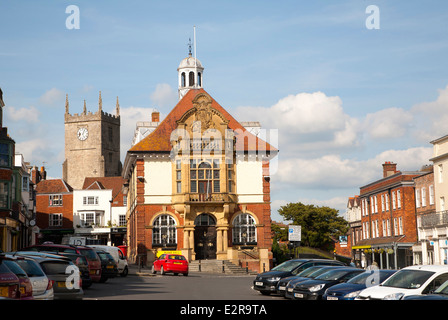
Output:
[128, 264, 155, 277]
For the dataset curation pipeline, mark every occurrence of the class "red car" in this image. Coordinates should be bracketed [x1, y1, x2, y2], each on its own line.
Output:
[152, 254, 188, 276]
[2, 258, 34, 300]
[0, 255, 20, 299]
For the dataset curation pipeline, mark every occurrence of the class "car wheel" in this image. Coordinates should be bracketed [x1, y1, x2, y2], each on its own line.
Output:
[160, 266, 165, 275]
[174, 273, 178, 276]
[151, 265, 156, 274]
[184, 273, 188, 276]
[120, 266, 128, 277]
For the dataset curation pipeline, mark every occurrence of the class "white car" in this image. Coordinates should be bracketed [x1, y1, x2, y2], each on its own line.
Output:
[88, 245, 128, 277]
[356, 265, 448, 300]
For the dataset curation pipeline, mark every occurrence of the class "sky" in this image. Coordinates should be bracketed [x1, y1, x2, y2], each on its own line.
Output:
[1, 0, 448, 223]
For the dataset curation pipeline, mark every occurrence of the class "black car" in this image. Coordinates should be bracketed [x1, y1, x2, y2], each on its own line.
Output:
[292, 267, 365, 300]
[96, 250, 118, 283]
[281, 266, 345, 299]
[253, 258, 346, 295]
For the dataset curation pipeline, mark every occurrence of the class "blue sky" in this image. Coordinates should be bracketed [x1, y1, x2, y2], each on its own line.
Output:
[1, 1, 448, 222]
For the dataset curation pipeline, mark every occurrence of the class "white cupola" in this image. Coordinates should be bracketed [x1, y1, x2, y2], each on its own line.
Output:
[178, 39, 204, 100]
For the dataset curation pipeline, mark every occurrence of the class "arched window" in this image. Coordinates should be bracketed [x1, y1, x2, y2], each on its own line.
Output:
[190, 160, 220, 197]
[197, 72, 202, 86]
[152, 214, 177, 247]
[189, 71, 195, 87]
[194, 213, 216, 226]
[232, 214, 257, 245]
[181, 72, 186, 87]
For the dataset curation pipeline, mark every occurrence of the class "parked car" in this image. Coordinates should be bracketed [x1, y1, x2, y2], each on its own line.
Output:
[54, 252, 92, 289]
[151, 254, 189, 276]
[95, 250, 119, 283]
[403, 279, 448, 300]
[87, 245, 128, 277]
[21, 244, 103, 284]
[282, 266, 345, 299]
[356, 265, 448, 300]
[2, 258, 34, 300]
[292, 267, 365, 300]
[13, 255, 54, 300]
[31, 255, 84, 300]
[253, 258, 346, 295]
[323, 269, 397, 300]
[0, 255, 20, 299]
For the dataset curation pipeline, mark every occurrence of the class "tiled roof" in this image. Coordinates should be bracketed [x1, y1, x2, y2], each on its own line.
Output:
[36, 179, 73, 194]
[129, 88, 277, 153]
[82, 176, 126, 197]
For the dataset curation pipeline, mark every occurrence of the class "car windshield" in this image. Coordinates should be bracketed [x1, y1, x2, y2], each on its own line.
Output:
[348, 270, 395, 285]
[315, 269, 351, 281]
[15, 260, 45, 277]
[3, 260, 27, 277]
[40, 261, 71, 275]
[168, 255, 185, 260]
[296, 267, 322, 277]
[271, 260, 304, 272]
[308, 267, 341, 279]
[381, 270, 434, 289]
[78, 249, 98, 261]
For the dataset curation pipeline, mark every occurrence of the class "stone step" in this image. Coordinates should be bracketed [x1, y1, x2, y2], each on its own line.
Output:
[189, 260, 257, 275]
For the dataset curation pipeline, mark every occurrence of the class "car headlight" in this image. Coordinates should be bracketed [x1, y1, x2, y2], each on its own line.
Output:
[309, 284, 325, 292]
[344, 290, 362, 298]
[268, 277, 281, 282]
[383, 292, 405, 300]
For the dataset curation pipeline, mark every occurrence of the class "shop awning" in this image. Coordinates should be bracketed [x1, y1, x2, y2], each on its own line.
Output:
[352, 245, 371, 249]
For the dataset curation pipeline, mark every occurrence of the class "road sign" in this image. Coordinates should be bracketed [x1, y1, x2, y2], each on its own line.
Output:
[288, 225, 301, 242]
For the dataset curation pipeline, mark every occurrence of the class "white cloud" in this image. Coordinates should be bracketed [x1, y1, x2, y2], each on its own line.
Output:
[274, 147, 433, 189]
[150, 83, 178, 109]
[5, 105, 40, 123]
[364, 107, 413, 139]
[39, 88, 65, 106]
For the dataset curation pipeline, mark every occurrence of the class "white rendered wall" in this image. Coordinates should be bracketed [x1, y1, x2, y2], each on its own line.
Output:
[236, 158, 263, 203]
[144, 159, 172, 204]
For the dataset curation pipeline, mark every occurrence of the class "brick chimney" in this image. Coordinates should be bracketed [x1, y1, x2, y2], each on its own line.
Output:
[382, 161, 397, 178]
[151, 111, 160, 122]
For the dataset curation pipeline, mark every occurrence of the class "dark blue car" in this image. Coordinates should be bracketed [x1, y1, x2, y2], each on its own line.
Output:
[323, 269, 397, 300]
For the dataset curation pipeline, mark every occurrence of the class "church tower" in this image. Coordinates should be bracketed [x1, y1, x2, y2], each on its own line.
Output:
[177, 39, 204, 100]
[63, 92, 122, 189]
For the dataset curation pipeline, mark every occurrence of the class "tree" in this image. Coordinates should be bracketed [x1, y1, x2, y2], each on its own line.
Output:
[278, 202, 348, 251]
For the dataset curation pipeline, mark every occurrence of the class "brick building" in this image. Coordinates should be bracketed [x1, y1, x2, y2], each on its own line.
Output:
[34, 177, 74, 244]
[122, 53, 278, 272]
[412, 165, 436, 264]
[353, 162, 421, 269]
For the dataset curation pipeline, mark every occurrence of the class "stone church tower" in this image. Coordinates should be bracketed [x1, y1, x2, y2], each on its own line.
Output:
[63, 92, 122, 189]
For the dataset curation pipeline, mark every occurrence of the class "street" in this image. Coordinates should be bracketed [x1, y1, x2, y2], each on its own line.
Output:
[83, 272, 276, 300]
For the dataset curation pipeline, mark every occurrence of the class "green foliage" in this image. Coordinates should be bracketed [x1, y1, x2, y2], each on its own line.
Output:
[278, 202, 349, 250]
[271, 223, 288, 242]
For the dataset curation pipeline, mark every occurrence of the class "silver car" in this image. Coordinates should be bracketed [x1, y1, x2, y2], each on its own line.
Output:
[14, 257, 54, 300]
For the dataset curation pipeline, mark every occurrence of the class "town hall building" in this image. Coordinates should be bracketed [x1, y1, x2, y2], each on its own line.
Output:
[123, 52, 278, 272]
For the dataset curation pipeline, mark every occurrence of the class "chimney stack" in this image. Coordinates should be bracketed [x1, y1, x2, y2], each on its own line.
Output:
[151, 111, 160, 122]
[382, 161, 397, 178]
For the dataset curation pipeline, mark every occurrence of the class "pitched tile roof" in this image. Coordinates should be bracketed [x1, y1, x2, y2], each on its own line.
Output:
[82, 176, 126, 197]
[129, 88, 277, 153]
[36, 179, 73, 194]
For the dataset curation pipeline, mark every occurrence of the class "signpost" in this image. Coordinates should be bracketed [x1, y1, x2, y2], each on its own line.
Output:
[288, 225, 301, 258]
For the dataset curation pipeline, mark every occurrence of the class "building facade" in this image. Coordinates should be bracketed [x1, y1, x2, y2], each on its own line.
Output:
[123, 55, 278, 272]
[35, 178, 74, 244]
[414, 134, 448, 265]
[72, 176, 127, 246]
[63, 93, 121, 190]
[354, 162, 420, 269]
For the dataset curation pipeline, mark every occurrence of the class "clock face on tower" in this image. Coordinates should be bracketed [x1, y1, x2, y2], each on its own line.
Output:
[77, 127, 89, 141]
